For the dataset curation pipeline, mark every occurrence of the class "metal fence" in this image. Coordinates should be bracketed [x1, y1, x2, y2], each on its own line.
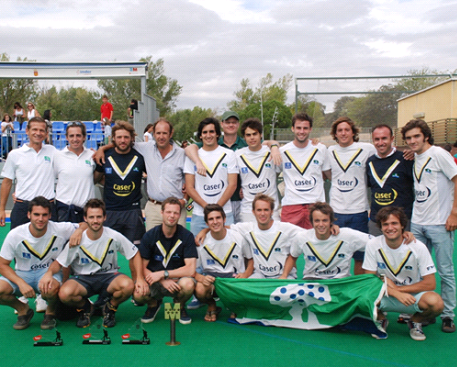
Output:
[393, 118, 457, 147]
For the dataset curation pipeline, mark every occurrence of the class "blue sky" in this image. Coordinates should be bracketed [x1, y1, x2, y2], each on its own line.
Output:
[1, 0, 457, 113]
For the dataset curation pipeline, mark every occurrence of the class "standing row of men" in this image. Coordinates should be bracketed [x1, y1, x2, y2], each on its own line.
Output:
[0, 112, 456, 337]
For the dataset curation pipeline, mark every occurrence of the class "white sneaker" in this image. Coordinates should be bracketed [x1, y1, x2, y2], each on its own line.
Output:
[14, 296, 29, 314]
[35, 294, 47, 313]
[408, 321, 426, 341]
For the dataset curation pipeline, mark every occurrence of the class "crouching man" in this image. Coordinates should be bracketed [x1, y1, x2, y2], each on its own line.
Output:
[40, 199, 148, 328]
[363, 206, 444, 340]
[0, 196, 85, 330]
[134, 197, 197, 325]
[194, 204, 253, 321]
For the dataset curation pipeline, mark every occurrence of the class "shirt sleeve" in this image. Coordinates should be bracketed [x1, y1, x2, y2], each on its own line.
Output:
[183, 157, 195, 175]
[362, 239, 378, 272]
[435, 148, 457, 180]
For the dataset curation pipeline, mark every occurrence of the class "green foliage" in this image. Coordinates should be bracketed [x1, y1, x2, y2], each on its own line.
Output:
[325, 68, 452, 128]
[228, 73, 293, 112]
[0, 53, 37, 117]
[97, 56, 182, 118]
[168, 106, 215, 142]
[239, 100, 292, 138]
[35, 86, 101, 121]
[290, 95, 326, 127]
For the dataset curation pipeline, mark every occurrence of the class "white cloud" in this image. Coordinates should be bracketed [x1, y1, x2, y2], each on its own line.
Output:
[0, 0, 456, 111]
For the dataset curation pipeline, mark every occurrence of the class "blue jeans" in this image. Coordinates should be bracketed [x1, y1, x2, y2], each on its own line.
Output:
[411, 223, 456, 319]
[334, 211, 368, 261]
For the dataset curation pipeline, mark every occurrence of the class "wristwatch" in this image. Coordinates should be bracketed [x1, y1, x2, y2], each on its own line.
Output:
[163, 270, 169, 279]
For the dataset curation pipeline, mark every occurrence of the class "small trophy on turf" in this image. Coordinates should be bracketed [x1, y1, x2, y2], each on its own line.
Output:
[33, 329, 63, 347]
[122, 319, 150, 344]
[82, 318, 111, 345]
[164, 303, 180, 346]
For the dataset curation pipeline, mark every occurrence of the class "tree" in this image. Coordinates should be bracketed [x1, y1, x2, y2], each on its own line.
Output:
[35, 86, 101, 121]
[98, 56, 182, 119]
[227, 73, 293, 112]
[0, 53, 37, 117]
[324, 68, 452, 128]
[169, 106, 216, 142]
[290, 95, 326, 127]
[239, 100, 292, 138]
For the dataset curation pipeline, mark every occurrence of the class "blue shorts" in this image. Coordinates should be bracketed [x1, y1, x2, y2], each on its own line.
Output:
[0, 268, 62, 296]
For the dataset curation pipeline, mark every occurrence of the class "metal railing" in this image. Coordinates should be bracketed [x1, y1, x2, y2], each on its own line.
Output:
[394, 118, 457, 147]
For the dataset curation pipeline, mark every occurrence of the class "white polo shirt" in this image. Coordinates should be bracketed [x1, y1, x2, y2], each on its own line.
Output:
[54, 147, 96, 208]
[184, 146, 238, 216]
[363, 236, 436, 286]
[0, 221, 78, 272]
[412, 146, 457, 225]
[1, 144, 56, 200]
[231, 221, 304, 279]
[280, 141, 330, 206]
[56, 227, 138, 275]
[290, 228, 371, 280]
[328, 142, 376, 214]
[198, 228, 252, 276]
[236, 145, 280, 214]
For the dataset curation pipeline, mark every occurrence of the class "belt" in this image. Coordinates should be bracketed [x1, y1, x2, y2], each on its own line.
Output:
[16, 198, 54, 203]
[148, 198, 163, 205]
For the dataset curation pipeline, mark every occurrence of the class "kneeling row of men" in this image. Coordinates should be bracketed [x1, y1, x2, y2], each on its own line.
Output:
[0, 194, 443, 341]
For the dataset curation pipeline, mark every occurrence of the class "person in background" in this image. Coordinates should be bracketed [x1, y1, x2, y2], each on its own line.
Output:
[1, 114, 14, 159]
[143, 123, 154, 142]
[100, 95, 114, 123]
[26, 102, 40, 121]
[42, 110, 52, 145]
[13, 102, 26, 130]
[127, 98, 138, 124]
[103, 118, 112, 145]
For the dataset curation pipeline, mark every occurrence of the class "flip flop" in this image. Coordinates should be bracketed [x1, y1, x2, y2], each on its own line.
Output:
[204, 306, 222, 322]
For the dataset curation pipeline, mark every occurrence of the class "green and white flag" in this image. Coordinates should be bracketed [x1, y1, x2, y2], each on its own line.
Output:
[215, 274, 385, 330]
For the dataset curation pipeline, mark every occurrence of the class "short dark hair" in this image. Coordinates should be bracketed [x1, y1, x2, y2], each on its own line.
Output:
[309, 202, 335, 224]
[84, 198, 106, 217]
[252, 193, 275, 211]
[66, 121, 87, 137]
[204, 204, 226, 223]
[330, 117, 360, 143]
[375, 206, 408, 232]
[292, 113, 313, 128]
[372, 124, 393, 136]
[161, 197, 183, 212]
[27, 117, 47, 130]
[102, 95, 108, 99]
[400, 119, 434, 145]
[198, 117, 221, 141]
[241, 118, 263, 136]
[28, 196, 51, 214]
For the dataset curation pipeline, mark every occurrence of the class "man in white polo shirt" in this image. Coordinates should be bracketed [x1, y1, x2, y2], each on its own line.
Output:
[328, 116, 376, 275]
[0, 196, 83, 330]
[280, 113, 331, 229]
[0, 117, 57, 229]
[54, 121, 96, 223]
[236, 118, 280, 222]
[184, 117, 238, 235]
[401, 119, 457, 333]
